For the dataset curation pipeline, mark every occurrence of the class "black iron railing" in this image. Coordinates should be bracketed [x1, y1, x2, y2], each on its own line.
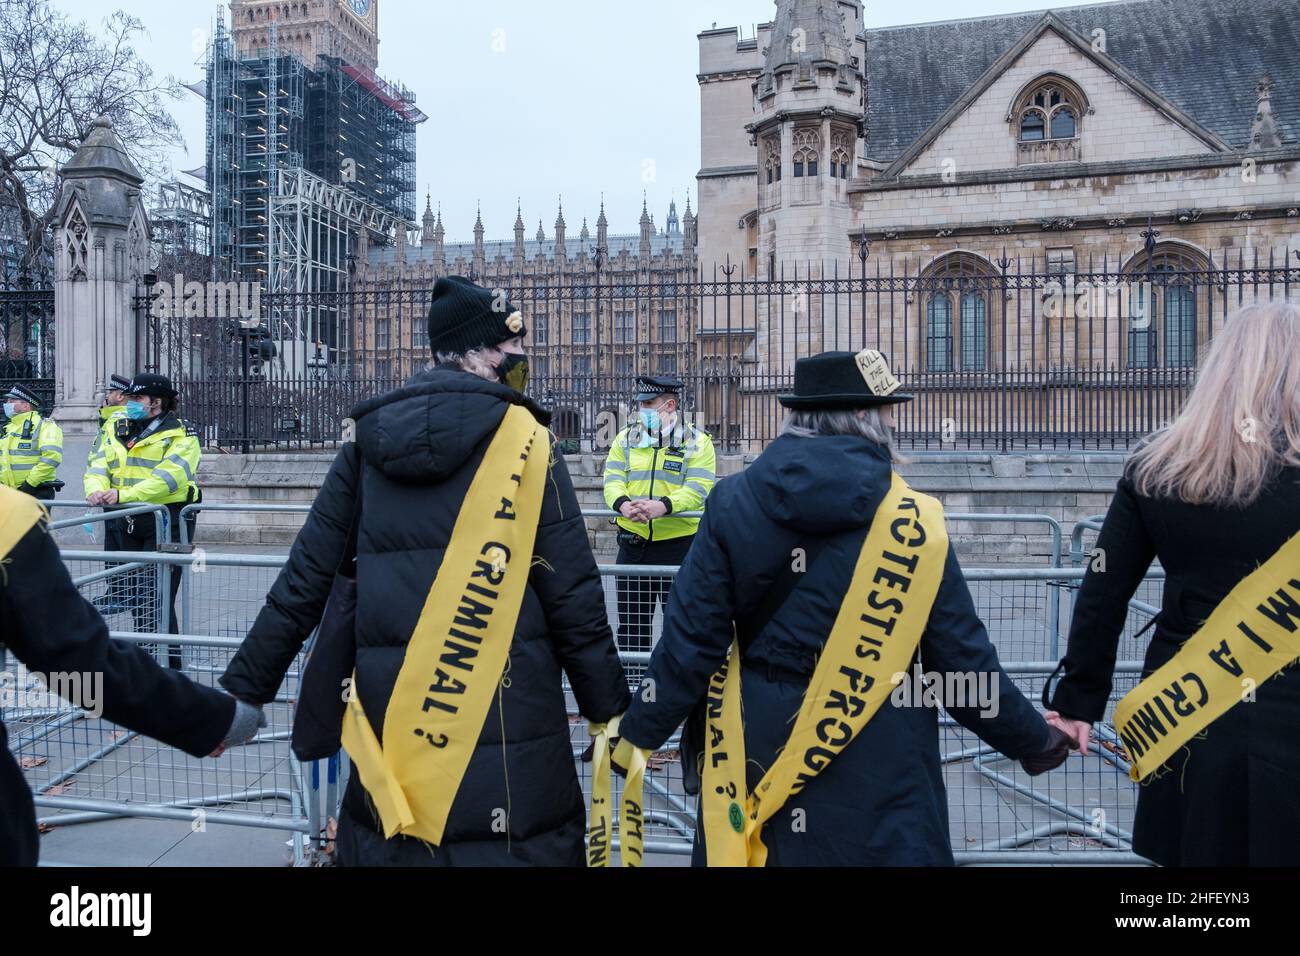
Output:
[132, 248, 1300, 453]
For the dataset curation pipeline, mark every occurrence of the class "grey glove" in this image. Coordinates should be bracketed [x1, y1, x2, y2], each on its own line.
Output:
[222, 698, 267, 748]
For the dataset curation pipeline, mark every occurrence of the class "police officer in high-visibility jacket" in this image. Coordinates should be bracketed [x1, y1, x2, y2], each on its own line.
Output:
[602, 375, 716, 652]
[0, 384, 63, 500]
[84, 373, 201, 666]
[91, 373, 131, 459]
[87, 373, 134, 617]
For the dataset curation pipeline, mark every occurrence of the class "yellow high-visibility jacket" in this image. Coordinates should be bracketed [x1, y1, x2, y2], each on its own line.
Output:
[84, 413, 200, 505]
[91, 405, 125, 451]
[602, 421, 716, 542]
[0, 411, 63, 492]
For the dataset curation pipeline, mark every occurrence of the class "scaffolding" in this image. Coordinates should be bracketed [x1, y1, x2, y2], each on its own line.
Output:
[150, 179, 212, 263]
[205, 13, 425, 372]
[268, 166, 405, 374]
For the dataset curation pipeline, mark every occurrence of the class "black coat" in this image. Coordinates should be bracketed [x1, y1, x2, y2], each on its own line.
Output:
[1, 508, 234, 866]
[616, 434, 1053, 866]
[1050, 466, 1300, 866]
[220, 366, 630, 866]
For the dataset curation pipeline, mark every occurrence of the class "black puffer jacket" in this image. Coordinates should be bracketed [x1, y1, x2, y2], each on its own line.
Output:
[221, 366, 630, 865]
[617, 434, 1054, 866]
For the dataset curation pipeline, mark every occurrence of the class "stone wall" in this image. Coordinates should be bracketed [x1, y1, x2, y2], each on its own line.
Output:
[192, 448, 1125, 565]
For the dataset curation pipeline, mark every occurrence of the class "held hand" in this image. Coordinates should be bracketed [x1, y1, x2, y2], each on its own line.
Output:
[610, 736, 636, 778]
[618, 501, 643, 521]
[214, 698, 267, 757]
[1045, 711, 1092, 756]
[1020, 724, 1075, 776]
[86, 491, 104, 506]
[639, 500, 668, 521]
[101, 489, 119, 506]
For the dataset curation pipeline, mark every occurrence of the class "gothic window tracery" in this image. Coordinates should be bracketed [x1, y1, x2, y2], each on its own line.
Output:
[1018, 84, 1079, 142]
[830, 130, 852, 179]
[64, 203, 89, 281]
[763, 137, 781, 185]
[792, 128, 819, 178]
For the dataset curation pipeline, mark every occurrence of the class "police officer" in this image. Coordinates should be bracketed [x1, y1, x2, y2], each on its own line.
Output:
[84, 373, 201, 666]
[1, 384, 64, 500]
[87, 374, 134, 617]
[92, 373, 131, 455]
[602, 375, 716, 653]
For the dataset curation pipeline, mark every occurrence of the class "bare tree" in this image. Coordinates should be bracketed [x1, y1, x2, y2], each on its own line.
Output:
[0, 0, 184, 273]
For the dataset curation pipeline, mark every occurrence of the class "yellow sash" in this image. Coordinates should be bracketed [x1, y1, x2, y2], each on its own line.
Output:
[703, 472, 949, 866]
[588, 718, 650, 867]
[340, 404, 548, 846]
[1113, 530, 1300, 782]
[0, 485, 45, 560]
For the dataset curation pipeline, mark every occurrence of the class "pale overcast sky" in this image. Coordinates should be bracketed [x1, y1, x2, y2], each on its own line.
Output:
[52, 0, 1086, 240]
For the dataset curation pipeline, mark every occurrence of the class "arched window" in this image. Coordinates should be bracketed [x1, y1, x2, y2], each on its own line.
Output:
[830, 130, 852, 180]
[1012, 76, 1086, 164]
[1050, 106, 1077, 139]
[792, 129, 819, 178]
[1124, 245, 1205, 369]
[1020, 110, 1045, 141]
[763, 137, 781, 185]
[960, 292, 987, 371]
[1017, 84, 1079, 142]
[921, 253, 998, 372]
[926, 295, 953, 372]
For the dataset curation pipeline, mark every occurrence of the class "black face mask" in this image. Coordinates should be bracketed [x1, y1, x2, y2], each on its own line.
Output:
[497, 352, 529, 392]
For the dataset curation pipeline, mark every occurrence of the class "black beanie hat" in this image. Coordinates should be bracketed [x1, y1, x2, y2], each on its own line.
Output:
[427, 276, 527, 355]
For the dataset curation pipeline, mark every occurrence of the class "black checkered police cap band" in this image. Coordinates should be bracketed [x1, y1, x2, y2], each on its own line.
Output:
[4, 383, 42, 407]
[126, 373, 179, 401]
[634, 375, 685, 403]
[104, 374, 132, 393]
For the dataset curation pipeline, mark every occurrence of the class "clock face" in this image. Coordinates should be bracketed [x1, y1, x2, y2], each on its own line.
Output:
[347, 0, 370, 17]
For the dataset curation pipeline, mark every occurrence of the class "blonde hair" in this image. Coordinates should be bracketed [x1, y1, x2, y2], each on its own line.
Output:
[1130, 299, 1300, 507]
[435, 347, 498, 381]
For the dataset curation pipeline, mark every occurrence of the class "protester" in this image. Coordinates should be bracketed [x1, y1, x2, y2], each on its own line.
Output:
[0, 485, 261, 866]
[221, 276, 629, 866]
[612, 349, 1072, 866]
[1046, 300, 1300, 866]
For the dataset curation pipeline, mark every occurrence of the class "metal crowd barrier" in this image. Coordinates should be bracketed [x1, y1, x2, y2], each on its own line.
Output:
[1067, 515, 1165, 661]
[169, 503, 1068, 656]
[10, 538, 1166, 866]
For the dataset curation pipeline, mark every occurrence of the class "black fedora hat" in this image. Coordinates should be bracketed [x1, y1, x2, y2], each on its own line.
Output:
[778, 349, 913, 410]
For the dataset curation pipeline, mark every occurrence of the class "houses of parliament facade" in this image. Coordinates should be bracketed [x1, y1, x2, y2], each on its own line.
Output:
[350, 0, 1297, 448]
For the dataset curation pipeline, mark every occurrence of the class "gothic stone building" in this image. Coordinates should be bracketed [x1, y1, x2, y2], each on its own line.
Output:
[352, 197, 699, 443]
[697, 0, 1298, 446]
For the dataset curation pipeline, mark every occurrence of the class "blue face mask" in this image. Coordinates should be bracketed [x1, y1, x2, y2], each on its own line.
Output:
[2, 403, 17, 419]
[638, 408, 661, 434]
[125, 400, 150, 421]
